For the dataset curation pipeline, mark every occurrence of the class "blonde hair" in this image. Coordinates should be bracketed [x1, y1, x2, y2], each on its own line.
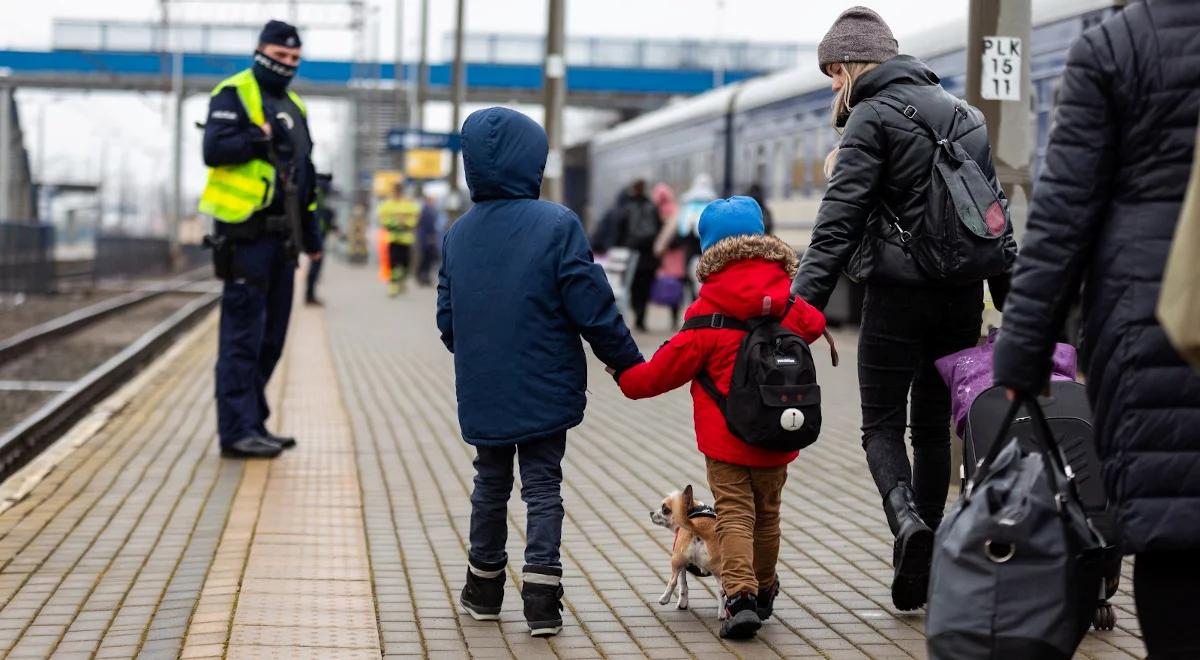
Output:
[825, 61, 880, 179]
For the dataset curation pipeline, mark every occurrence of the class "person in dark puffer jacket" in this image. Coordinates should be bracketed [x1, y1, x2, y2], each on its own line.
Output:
[993, 3, 1200, 656]
[791, 6, 1015, 612]
[437, 106, 644, 637]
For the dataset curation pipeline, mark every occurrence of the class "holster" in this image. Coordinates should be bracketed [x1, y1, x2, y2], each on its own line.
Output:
[203, 234, 236, 281]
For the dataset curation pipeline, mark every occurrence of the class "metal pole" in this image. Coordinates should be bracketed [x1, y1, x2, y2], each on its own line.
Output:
[541, 0, 565, 203]
[446, 0, 466, 210]
[713, 0, 726, 88]
[170, 48, 183, 259]
[415, 0, 429, 130]
[394, 0, 406, 171]
[960, 0, 1032, 480]
[966, 0, 1033, 239]
[0, 87, 12, 221]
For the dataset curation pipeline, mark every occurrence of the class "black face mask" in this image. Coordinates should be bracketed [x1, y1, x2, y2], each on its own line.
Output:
[252, 50, 296, 93]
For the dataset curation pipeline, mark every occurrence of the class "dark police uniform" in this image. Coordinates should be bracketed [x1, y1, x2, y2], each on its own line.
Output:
[200, 55, 320, 455]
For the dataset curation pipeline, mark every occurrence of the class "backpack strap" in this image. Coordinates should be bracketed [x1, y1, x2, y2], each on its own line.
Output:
[680, 314, 749, 412]
[870, 96, 947, 143]
[680, 314, 752, 332]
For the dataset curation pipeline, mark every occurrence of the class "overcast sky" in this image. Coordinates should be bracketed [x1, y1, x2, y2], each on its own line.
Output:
[2, 0, 970, 231]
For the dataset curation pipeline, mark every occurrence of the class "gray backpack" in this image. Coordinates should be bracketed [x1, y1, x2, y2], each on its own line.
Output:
[927, 397, 1107, 659]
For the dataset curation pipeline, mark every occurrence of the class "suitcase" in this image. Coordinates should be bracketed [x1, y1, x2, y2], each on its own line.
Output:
[962, 381, 1121, 630]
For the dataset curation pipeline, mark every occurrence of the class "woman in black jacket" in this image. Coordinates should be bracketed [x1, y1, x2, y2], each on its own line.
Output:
[994, 2, 1200, 656]
[791, 6, 1014, 611]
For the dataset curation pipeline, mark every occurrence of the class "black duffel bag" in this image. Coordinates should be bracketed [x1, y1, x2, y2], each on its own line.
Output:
[927, 395, 1108, 659]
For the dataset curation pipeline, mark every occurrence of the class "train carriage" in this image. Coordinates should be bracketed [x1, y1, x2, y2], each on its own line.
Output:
[588, 0, 1120, 323]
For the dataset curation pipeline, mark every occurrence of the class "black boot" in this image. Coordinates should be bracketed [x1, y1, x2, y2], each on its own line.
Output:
[883, 482, 934, 611]
[522, 565, 564, 637]
[720, 591, 762, 639]
[460, 558, 506, 621]
[756, 579, 780, 621]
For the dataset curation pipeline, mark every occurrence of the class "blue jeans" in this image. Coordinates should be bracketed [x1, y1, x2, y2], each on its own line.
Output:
[215, 234, 295, 446]
[469, 433, 567, 568]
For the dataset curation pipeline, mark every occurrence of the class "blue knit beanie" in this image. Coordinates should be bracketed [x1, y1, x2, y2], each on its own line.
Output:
[698, 196, 765, 252]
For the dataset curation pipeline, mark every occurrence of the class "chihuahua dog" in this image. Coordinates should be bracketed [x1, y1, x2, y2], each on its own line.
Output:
[649, 485, 725, 617]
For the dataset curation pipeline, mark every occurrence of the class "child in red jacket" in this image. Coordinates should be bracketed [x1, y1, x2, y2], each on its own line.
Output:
[618, 196, 826, 639]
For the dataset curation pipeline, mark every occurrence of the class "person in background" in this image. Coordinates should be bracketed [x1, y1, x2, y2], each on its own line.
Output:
[618, 180, 663, 331]
[590, 189, 628, 254]
[993, 3, 1200, 657]
[305, 172, 336, 306]
[200, 19, 322, 459]
[790, 6, 1014, 611]
[415, 194, 443, 287]
[744, 183, 774, 236]
[438, 107, 643, 637]
[651, 182, 688, 326]
[377, 182, 420, 296]
[677, 173, 717, 259]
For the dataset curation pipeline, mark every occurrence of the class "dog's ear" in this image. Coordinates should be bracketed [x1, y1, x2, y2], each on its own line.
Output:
[682, 485, 694, 511]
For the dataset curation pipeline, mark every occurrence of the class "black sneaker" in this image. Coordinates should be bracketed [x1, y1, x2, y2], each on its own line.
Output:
[460, 558, 506, 621]
[522, 565, 564, 637]
[720, 591, 762, 639]
[264, 432, 296, 449]
[220, 435, 283, 459]
[756, 580, 780, 621]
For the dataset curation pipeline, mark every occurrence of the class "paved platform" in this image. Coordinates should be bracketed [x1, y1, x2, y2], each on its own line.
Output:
[0, 260, 1146, 659]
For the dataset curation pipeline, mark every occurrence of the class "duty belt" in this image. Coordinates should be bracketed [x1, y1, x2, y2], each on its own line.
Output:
[260, 214, 291, 235]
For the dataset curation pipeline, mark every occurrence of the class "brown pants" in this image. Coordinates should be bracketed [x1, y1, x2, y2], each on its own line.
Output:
[705, 457, 788, 597]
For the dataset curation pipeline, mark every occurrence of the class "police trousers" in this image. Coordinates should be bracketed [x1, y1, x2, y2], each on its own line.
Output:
[215, 234, 295, 446]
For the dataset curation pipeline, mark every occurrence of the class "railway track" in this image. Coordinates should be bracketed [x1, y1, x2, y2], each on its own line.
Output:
[0, 273, 221, 482]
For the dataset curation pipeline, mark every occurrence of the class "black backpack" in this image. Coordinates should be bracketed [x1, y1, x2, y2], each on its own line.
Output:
[872, 97, 1012, 283]
[624, 200, 661, 248]
[682, 310, 821, 453]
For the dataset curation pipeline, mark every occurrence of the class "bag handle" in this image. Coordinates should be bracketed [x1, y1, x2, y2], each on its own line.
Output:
[966, 393, 1072, 502]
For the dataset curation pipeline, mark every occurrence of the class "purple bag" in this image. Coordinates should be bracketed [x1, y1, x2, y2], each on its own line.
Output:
[935, 330, 1078, 437]
[650, 275, 684, 307]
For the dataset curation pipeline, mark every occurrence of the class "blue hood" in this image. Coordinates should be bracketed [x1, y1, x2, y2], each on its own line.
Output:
[461, 107, 547, 203]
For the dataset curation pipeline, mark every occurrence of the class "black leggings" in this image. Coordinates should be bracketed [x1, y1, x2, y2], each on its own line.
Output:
[388, 242, 412, 281]
[630, 257, 658, 329]
[1136, 551, 1200, 659]
[858, 283, 983, 527]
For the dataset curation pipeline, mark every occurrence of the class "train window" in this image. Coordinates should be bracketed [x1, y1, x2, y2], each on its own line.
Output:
[754, 144, 768, 194]
[811, 128, 827, 189]
[773, 142, 787, 199]
[791, 136, 806, 197]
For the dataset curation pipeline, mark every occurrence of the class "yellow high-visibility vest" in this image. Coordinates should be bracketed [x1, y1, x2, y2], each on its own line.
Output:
[378, 198, 420, 245]
[197, 69, 307, 223]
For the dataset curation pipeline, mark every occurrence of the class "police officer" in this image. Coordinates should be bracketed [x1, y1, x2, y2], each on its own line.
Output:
[305, 173, 336, 306]
[200, 20, 321, 458]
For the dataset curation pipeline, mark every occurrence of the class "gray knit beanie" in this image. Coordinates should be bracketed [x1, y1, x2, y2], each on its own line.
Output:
[817, 6, 898, 76]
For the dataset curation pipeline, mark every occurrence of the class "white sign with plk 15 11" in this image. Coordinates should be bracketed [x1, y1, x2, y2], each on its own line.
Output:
[981, 36, 1021, 101]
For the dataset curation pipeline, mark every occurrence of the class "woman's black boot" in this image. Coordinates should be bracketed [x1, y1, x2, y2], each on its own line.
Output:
[883, 482, 934, 611]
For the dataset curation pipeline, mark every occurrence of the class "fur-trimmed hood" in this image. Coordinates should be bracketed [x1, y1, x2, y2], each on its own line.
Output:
[697, 234, 799, 282]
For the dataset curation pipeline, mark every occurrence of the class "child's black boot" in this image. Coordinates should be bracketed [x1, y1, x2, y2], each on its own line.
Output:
[460, 557, 506, 621]
[522, 565, 564, 637]
[756, 579, 780, 621]
[720, 591, 762, 639]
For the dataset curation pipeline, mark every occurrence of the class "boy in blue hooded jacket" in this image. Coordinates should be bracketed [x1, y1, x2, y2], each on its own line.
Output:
[437, 107, 644, 636]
